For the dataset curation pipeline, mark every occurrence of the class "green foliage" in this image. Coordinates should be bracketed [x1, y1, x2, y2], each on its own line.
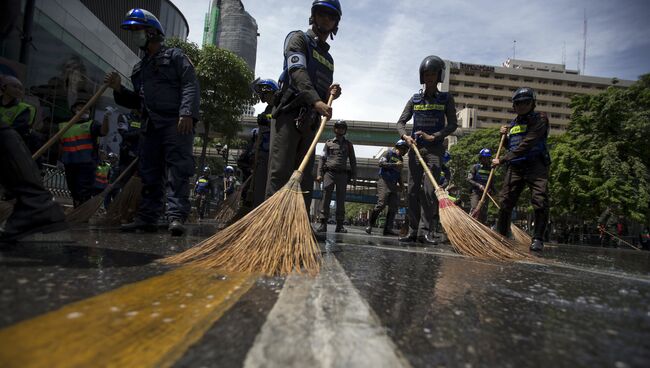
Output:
[166, 38, 256, 141]
[554, 74, 650, 223]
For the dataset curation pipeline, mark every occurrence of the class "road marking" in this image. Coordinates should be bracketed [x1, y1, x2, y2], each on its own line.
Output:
[0, 266, 255, 368]
[244, 254, 410, 368]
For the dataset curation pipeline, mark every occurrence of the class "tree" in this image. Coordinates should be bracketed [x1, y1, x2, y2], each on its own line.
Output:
[166, 38, 256, 172]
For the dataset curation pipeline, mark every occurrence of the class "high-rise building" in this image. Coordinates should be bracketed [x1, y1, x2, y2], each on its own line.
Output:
[441, 59, 635, 133]
[203, 0, 258, 73]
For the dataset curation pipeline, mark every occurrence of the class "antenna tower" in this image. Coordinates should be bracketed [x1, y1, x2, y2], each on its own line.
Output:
[583, 9, 587, 74]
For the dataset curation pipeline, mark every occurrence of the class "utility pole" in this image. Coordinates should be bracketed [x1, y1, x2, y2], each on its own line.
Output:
[583, 9, 588, 74]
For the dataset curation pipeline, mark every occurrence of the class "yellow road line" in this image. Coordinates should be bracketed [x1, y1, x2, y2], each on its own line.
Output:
[0, 266, 256, 368]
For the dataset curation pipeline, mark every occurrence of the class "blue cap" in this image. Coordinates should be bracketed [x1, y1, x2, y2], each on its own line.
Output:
[479, 148, 492, 158]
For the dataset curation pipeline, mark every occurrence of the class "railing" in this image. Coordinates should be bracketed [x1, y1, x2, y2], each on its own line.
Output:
[42, 164, 71, 198]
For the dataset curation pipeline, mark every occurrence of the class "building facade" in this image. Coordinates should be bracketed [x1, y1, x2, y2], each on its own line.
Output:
[441, 59, 634, 133]
[0, 0, 188, 161]
[203, 0, 258, 73]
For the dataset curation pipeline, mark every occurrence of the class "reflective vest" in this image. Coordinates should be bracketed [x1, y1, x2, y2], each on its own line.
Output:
[473, 164, 490, 186]
[59, 120, 95, 164]
[129, 120, 142, 129]
[94, 163, 111, 189]
[507, 112, 548, 164]
[411, 92, 449, 146]
[379, 149, 403, 184]
[196, 177, 210, 193]
[0, 101, 35, 128]
[280, 31, 334, 102]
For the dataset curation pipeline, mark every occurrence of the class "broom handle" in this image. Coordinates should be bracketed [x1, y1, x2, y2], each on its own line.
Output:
[32, 83, 109, 160]
[474, 133, 507, 214]
[601, 228, 641, 251]
[485, 191, 501, 209]
[410, 144, 442, 191]
[103, 157, 139, 194]
[297, 93, 335, 174]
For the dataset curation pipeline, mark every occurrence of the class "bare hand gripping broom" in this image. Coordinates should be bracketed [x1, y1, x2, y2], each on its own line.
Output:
[162, 93, 336, 275]
[410, 143, 529, 261]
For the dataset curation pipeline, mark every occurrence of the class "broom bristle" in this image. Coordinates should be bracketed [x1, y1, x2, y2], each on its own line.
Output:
[214, 184, 245, 224]
[66, 195, 105, 224]
[511, 224, 532, 247]
[0, 200, 14, 223]
[163, 172, 321, 276]
[436, 189, 530, 261]
[105, 176, 142, 225]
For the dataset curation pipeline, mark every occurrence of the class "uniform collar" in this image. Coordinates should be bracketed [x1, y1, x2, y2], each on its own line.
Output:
[306, 29, 330, 51]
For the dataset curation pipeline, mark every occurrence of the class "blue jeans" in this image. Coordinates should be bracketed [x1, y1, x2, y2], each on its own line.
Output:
[138, 122, 194, 223]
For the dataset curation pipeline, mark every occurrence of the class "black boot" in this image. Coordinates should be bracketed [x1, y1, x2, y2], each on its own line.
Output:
[316, 220, 327, 233]
[530, 238, 544, 252]
[168, 219, 186, 237]
[335, 221, 347, 233]
[399, 229, 418, 243]
[418, 232, 438, 245]
[533, 209, 549, 241]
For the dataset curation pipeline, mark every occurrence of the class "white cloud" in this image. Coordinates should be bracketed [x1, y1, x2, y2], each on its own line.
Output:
[173, 0, 650, 124]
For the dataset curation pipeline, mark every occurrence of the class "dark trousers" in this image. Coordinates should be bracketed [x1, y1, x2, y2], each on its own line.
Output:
[318, 171, 348, 222]
[251, 151, 269, 207]
[266, 110, 316, 210]
[138, 122, 194, 223]
[407, 148, 441, 234]
[497, 159, 549, 240]
[0, 128, 65, 233]
[470, 191, 488, 224]
[370, 177, 399, 229]
[64, 162, 96, 207]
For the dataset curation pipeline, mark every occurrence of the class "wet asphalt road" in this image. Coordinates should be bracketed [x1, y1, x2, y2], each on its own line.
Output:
[0, 224, 649, 367]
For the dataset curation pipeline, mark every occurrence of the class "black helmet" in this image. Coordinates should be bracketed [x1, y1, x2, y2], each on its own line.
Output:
[310, 0, 342, 38]
[333, 120, 347, 130]
[419, 55, 445, 84]
[395, 139, 409, 149]
[512, 87, 536, 102]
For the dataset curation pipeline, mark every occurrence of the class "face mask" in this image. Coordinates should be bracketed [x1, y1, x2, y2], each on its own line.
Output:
[80, 113, 90, 120]
[134, 30, 148, 48]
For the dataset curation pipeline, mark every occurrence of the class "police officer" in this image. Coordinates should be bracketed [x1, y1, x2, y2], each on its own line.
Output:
[365, 140, 408, 236]
[267, 0, 342, 211]
[0, 75, 36, 146]
[117, 109, 142, 169]
[194, 166, 214, 219]
[467, 148, 492, 224]
[492, 87, 550, 252]
[248, 78, 277, 207]
[58, 99, 109, 207]
[316, 120, 357, 233]
[105, 9, 200, 236]
[397, 55, 458, 244]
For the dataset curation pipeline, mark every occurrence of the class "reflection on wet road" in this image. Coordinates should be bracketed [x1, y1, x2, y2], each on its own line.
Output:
[0, 225, 648, 367]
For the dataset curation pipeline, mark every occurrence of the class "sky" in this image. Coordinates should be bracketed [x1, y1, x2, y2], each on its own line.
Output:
[172, 0, 650, 156]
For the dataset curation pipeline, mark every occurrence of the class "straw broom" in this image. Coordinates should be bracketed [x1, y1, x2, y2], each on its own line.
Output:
[104, 165, 142, 225]
[66, 158, 139, 224]
[410, 144, 528, 260]
[484, 191, 532, 247]
[163, 94, 336, 275]
[214, 175, 252, 225]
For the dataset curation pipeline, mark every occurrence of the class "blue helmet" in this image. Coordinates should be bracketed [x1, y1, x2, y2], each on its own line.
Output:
[225, 165, 234, 174]
[251, 127, 259, 137]
[121, 8, 165, 36]
[443, 151, 451, 163]
[254, 78, 279, 93]
[479, 148, 492, 158]
[512, 87, 536, 103]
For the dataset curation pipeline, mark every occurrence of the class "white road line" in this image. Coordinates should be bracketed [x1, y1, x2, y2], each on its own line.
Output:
[244, 254, 411, 368]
